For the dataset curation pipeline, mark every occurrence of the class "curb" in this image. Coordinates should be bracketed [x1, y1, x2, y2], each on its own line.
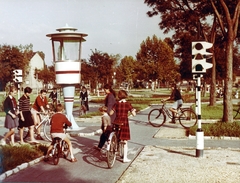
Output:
[188, 135, 240, 140]
[0, 156, 44, 181]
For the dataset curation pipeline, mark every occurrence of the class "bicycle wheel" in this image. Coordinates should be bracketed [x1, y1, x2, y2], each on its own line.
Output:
[233, 109, 240, 119]
[43, 119, 52, 142]
[62, 140, 70, 159]
[107, 133, 117, 168]
[118, 141, 124, 159]
[179, 109, 197, 128]
[52, 143, 60, 165]
[148, 109, 166, 127]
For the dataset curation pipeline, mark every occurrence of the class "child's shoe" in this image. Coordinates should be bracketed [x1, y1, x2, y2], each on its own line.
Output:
[0, 139, 6, 145]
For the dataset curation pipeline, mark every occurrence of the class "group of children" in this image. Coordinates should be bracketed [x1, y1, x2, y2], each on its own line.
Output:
[95, 89, 136, 163]
[0, 86, 77, 163]
[0, 85, 136, 164]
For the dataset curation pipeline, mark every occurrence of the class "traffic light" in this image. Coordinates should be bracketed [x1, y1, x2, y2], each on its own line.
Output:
[192, 41, 213, 74]
[13, 69, 22, 83]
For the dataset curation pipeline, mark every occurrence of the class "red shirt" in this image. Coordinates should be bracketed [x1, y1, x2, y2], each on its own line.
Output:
[32, 95, 48, 112]
[50, 113, 72, 133]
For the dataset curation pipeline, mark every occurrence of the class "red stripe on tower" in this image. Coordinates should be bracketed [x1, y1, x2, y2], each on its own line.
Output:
[64, 97, 74, 102]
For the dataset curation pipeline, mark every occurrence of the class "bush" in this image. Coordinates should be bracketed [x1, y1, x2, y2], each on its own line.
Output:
[189, 122, 240, 137]
[0, 144, 47, 174]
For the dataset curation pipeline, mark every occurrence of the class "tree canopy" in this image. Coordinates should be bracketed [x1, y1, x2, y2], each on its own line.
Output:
[144, 0, 240, 122]
[136, 35, 179, 84]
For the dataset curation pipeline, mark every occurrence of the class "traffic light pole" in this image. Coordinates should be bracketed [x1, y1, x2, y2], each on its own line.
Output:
[17, 83, 20, 101]
[196, 74, 204, 157]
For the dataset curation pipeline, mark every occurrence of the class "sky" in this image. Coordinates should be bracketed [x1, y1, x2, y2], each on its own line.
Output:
[0, 0, 172, 66]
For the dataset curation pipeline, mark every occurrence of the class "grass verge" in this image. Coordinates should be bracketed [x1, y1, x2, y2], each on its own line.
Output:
[0, 144, 48, 174]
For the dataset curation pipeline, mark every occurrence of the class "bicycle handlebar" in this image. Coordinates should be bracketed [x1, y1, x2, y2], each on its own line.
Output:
[161, 99, 166, 104]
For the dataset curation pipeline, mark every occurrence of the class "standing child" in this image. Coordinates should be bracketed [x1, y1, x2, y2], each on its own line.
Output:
[44, 103, 77, 162]
[18, 87, 38, 144]
[0, 86, 19, 146]
[110, 90, 136, 163]
[49, 88, 58, 111]
[94, 106, 111, 150]
[79, 86, 89, 113]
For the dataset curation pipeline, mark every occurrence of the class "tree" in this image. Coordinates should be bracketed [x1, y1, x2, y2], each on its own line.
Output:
[0, 45, 28, 89]
[34, 65, 55, 89]
[210, 0, 240, 122]
[88, 49, 115, 89]
[144, 0, 240, 122]
[116, 56, 136, 87]
[136, 35, 179, 85]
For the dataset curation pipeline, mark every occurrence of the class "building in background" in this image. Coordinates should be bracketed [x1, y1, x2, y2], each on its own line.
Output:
[21, 52, 44, 93]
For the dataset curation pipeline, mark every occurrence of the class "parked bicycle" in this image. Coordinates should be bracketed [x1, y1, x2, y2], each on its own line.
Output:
[148, 100, 197, 128]
[233, 105, 240, 119]
[22, 111, 52, 142]
[106, 122, 124, 168]
[50, 128, 70, 165]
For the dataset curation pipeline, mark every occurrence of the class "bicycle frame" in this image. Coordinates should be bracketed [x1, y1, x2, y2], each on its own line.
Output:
[106, 132, 115, 151]
[36, 113, 50, 129]
[161, 102, 185, 120]
[161, 103, 175, 119]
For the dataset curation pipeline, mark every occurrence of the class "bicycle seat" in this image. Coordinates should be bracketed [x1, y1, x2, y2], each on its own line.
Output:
[112, 122, 124, 126]
[177, 104, 183, 110]
[53, 137, 62, 141]
[52, 137, 62, 144]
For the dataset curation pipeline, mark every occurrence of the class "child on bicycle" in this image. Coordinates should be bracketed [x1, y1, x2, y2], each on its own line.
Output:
[44, 103, 77, 162]
[31, 89, 50, 140]
[163, 83, 183, 123]
[109, 90, 136, 163]
[94, 106, 111, 151]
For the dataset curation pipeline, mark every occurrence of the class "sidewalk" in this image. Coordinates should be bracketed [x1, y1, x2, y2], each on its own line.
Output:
[117, 146, 240, 183]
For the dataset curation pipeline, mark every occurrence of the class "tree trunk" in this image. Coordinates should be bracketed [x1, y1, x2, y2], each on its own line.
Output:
[209, 53, 216, 106]
[222, 36, 233, 122]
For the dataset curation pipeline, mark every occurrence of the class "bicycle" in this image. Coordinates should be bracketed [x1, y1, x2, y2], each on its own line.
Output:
[233, 105, 240, 119]
[22, 111, 53, 142]
[50, 131, 70, 165]
[79, 102, 87, 116]
[148, 100, 197, 128]
[106, 122, 124, 168]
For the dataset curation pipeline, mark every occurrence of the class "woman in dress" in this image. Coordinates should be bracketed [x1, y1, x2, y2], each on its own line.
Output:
[0, 86, 19, 146]
[103, 84, 116, 124]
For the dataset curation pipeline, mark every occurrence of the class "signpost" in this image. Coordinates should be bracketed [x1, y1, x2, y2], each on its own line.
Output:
[192, 41, 213, 157]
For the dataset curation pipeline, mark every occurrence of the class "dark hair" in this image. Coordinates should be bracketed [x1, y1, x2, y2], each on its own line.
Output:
[40, 89, 47, 94]
[118, 90, 128, 100]
[24, 87, 32, 94]
[171, 84, 177, 89]
[104, 84, 116, 97]
[56, 103, 63, 112]
[99, 106, 108, 112]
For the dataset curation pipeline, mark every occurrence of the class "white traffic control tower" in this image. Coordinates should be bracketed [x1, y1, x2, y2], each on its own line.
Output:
[46, 24, 88, 130]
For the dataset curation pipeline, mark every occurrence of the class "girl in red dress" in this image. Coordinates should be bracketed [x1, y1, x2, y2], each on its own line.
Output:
[110, 90, 136, 163]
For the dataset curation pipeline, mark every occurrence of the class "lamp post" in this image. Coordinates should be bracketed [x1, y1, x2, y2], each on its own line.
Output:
[46, 24, 88, 130]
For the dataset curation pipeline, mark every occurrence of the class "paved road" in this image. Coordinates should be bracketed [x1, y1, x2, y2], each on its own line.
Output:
[0, 103, 240, 182]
